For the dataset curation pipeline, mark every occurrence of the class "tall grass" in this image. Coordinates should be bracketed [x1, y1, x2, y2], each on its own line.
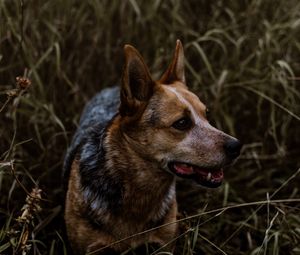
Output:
[0, 0, 299, 254]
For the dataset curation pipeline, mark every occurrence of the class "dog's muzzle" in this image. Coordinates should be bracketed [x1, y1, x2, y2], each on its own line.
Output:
[167, 139, 242, 188]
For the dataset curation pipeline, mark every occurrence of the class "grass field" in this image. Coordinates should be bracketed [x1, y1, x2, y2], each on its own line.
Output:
[0, 0, 300, 254]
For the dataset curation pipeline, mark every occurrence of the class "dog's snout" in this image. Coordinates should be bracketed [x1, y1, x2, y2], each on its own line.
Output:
[224, 139, 242, 160]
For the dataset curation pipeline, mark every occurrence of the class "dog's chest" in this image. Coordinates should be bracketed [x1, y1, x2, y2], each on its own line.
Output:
[152, 181, 176, 221]
[122, 177, 176, 224]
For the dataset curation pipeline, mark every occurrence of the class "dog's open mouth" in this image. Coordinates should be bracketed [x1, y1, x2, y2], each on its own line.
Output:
[168, 162, 224, 188]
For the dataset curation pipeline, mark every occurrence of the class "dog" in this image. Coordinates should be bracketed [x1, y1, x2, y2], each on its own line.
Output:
[63, 40, 241, 254]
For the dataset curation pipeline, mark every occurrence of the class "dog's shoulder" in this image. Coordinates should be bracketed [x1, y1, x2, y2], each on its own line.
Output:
[63, 86, 120, 191]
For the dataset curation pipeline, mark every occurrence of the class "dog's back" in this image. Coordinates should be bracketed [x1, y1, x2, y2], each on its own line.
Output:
[63, 86, 119, 188]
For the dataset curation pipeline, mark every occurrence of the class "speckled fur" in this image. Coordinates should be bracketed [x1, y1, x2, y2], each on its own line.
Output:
[64, 41, 238, 254]
[63, 47, 180, 254]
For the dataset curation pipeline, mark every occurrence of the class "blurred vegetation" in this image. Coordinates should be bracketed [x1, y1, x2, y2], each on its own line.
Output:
[0, 0, 299, 254]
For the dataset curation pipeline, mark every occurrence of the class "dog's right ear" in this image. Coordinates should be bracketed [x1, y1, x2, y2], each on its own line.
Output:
[120, 45, 155, 117]
[160, 40, 186, 84]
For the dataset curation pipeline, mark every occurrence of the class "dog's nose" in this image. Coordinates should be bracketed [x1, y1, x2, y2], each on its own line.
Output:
[224, 139, 242, 160]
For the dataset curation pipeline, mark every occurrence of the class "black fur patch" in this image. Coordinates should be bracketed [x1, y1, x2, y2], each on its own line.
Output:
[78, 123, 123, 216]
[63, 86, 120, 191]
[63, 87, 123, 220]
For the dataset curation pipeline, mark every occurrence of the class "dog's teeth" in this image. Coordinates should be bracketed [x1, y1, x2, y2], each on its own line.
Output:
[207, 172, 212, 181]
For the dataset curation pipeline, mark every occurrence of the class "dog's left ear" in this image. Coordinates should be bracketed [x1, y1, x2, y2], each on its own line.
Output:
[160, 40, 186, 84]
[120, 45, 155, 117]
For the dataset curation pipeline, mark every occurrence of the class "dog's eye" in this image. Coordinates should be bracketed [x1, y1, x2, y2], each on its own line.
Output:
[172, 117, 192, 131]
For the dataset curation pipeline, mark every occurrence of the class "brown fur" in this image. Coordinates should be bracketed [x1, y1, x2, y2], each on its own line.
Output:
[65, 40, 241, 254]
[66, 159, 177, 254]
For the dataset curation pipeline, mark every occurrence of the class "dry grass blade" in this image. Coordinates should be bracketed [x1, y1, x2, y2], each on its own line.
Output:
[87, 198, 300, 255]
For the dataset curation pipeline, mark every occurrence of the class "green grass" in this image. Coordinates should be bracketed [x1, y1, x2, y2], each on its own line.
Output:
[1, 0, 300, 254]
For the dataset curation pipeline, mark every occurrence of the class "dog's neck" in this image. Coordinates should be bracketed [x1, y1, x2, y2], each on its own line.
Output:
[79, 120, 176, 229]
[106, 123, 176, 221]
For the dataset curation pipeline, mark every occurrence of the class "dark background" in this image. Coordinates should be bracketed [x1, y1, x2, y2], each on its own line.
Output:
[0, 1, 299, 254]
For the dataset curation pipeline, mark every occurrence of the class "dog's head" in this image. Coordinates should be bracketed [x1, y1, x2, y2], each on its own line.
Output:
[118, 40, 241, 188]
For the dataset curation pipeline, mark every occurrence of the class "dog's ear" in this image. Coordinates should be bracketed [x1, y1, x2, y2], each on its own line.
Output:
[160, 40, 186, 84]
[120, 45, 155, 117]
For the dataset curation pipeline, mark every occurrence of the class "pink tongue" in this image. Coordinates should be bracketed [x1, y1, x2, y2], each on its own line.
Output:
[174, 163, 224, 181]
[174, 163, 194, 175]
